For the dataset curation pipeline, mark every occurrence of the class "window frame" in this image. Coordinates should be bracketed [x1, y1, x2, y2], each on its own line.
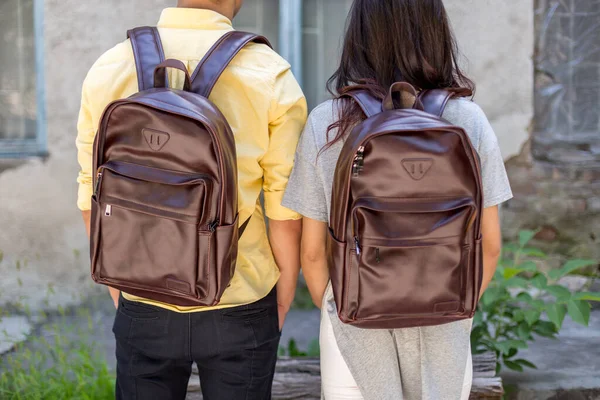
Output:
[0, 0, 46, 158]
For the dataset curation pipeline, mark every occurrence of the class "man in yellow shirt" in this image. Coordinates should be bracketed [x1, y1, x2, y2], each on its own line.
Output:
[76, 1, 306, 398]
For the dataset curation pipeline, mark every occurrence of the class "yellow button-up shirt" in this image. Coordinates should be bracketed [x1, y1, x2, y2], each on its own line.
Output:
[76, 8, 307, 312]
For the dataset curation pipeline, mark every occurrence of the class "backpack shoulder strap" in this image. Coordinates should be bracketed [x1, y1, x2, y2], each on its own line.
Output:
[190, 31, 272, 98]
[341, 90, 382, 117]
[418, 89, 455, 117]
[127, 27, 166, 91]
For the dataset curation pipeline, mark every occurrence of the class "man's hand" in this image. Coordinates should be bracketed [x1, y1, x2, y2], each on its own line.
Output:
[268, 218, 302, 332]
[82, 210, 120, 308]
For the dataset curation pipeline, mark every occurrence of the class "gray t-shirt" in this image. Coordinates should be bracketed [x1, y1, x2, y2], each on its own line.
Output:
[282, 98, 513, 399]
[283, 98, 513, 223]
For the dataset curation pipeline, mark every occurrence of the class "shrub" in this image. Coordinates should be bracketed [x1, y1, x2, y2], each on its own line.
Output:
[471, 230, 599, 373]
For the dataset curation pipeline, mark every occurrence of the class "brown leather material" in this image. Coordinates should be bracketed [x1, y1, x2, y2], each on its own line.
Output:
[343, 90, 382, 117]
[329, 87, 483, 329]
[382, 82, 423, 111]
[127, 27, 166, 91]
[190, 31, 272, 98]
[90, 27, 262, 306]
[154, 59, 192, 91]
[418, 89, 455, 117]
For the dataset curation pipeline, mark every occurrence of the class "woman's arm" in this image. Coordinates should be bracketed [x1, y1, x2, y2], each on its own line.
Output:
[301, 217, 330, 309]
[479, 205, 503, 297]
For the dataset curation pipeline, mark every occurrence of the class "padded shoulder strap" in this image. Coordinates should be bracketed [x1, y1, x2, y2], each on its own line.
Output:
[127, 27, 166, 91]
[342, 90, 382, 117]
[190, 31, 272, 98]
[418, 89, 455, 117]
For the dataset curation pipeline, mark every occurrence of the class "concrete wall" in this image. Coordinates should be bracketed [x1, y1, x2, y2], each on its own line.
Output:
[0, 0, 534, 311]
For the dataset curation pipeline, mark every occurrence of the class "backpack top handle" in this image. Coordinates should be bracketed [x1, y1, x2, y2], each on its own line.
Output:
[154, 59, 192, 92]
[190, 31, 272, 98]
[127, 27, 166, 91]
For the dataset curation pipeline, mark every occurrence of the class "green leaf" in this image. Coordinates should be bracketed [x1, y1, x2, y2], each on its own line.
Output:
[524, 309, 541, 326]
[503, 347, 518, 359]
[516, 292, 533, 303]
[573, 292, 600, 302]
[502, 243, 520, 254]
[546, 285, 572, 301]
[546, 303, 567, 329]
[531, 273, 548, 290]
[514, 359, 537, 369]
[504, 360, 524, 372]
[503, 268, 524, 279]
[494, 340, 528, 355]
[505, 276, 529, 288]
[532, 320, 558, 338]
[517, 260, 539, 272]
[521, 247, 547, 258]
[519, 230, 537, 247]
[512, 309, 525, 322]
[567, 300, 591, 326]
[549, 259, 598, 280]
[517, 322, 531, 340]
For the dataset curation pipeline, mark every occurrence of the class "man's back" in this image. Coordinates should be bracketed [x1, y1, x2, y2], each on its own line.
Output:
[76, 8, 307, 312]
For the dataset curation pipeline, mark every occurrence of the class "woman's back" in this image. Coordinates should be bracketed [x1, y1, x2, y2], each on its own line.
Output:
[284, 98, 512, 222]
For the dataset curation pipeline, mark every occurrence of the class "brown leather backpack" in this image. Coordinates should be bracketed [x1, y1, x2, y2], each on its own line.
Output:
[328, 82, 483, 329]
[90, 27, 270, 306]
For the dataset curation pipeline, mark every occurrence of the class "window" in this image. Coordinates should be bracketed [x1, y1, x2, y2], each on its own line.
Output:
[0, 0, 45, 157]
[533, 0, 600, 163]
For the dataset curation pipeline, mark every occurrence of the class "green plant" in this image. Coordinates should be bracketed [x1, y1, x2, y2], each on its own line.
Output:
[471, 230, 599, 373]
[278, 338, 320, 357]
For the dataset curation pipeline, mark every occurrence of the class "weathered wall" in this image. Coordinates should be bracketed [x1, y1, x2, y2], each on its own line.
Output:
[0, 0, 535, 311]
[0, 0, 172, 311]
[445, 0, 534, 159]
[502, 0, 600, 262]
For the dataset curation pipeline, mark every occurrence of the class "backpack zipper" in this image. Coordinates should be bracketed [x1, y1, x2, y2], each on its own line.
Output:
[354, 236, 362, 255]
[94, 171, 103, 196]
[352, 146, 365, 177]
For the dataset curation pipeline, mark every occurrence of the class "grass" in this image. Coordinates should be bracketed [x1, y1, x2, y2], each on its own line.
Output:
[0, 305, 115, 400]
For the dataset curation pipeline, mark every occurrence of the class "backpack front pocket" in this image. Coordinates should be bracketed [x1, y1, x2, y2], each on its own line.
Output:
[91, 161, 216, 302]
[349, 197, 475, 320]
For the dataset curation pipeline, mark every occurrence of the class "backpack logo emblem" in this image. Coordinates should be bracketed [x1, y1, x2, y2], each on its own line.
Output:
[143, 129, 170, 151]
[402, 159, 433, 180]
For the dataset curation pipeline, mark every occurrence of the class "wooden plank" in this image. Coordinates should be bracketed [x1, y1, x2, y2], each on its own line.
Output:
[187, 353, 503, 400]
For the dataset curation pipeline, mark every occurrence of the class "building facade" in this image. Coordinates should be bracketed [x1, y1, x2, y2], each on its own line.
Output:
[0, 0, 542, 310]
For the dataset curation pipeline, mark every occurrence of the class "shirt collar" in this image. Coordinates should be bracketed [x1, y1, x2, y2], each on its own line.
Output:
[157, 8, 233, 30]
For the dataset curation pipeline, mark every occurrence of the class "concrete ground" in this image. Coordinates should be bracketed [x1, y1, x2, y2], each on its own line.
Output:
[2, 293, 599, 400]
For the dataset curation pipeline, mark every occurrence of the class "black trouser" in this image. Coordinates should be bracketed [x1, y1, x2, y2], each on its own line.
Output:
[113, 288, 280, 400]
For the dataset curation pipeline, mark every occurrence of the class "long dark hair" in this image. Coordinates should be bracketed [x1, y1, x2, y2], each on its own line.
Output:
[325, 0, 474, 148]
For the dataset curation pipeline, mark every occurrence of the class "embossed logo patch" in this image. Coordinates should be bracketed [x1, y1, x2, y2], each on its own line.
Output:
[143, 129, 170, 151]
[402, 159, 433, 180]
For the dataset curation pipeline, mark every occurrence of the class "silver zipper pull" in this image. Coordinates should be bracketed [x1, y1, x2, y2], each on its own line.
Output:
[105, 205, 112, 216]
[352, 146, 365, 177]
[354, 237, 361, 255]
[94, 172, 103, 195]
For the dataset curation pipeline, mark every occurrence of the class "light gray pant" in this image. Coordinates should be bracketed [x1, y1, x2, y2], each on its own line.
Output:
[321, 286, 473, 400]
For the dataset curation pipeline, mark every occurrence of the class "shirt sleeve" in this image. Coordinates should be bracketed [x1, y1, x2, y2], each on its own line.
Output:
[476, 108, 514, 208]
[281, 117, 329, 223]
[261, 62, 308, 220]
[76, 73, 96, 211]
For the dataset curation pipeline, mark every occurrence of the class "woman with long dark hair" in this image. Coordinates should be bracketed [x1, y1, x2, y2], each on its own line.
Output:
[282, 1, 512, 399]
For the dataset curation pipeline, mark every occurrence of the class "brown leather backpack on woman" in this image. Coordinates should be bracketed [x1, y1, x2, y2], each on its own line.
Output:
[90, 28, 269, 306]
[328, 82, 483, 329]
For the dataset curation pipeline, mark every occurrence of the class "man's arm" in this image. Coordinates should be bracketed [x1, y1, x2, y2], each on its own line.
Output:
[268, 219, 302, 330]
[480, 206, 502, 297]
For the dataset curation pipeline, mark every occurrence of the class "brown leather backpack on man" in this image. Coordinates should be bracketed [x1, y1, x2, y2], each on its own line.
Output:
[328, 82, 483, 329]
[90, 27, 269, 306]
